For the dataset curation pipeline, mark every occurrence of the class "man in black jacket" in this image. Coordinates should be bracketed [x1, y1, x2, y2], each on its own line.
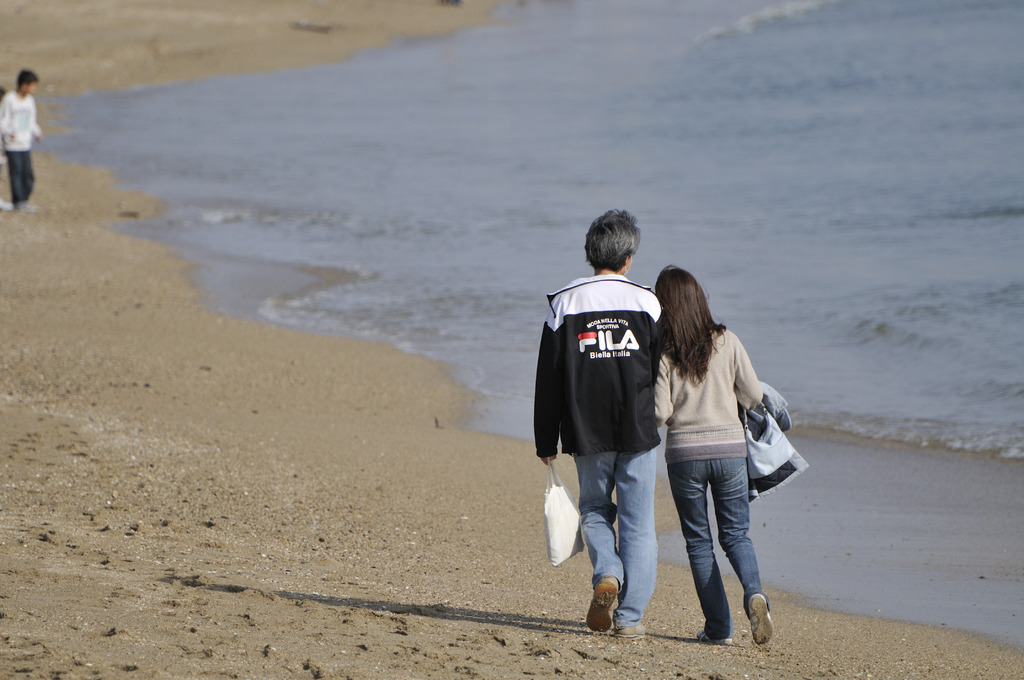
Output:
[534, 209, 662, 638]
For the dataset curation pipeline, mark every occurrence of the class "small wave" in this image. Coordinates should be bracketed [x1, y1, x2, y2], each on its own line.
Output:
[261, 266, 374, 312]
[962, 378, 1024, 403]
[698, 0, 844, 42]
[848, 319, 945, 350]
[795, 414, 1024, 462]
[198, 209, 251, 225]
[943, 206, 1024, 221]
[981, 282, 1024, 309]
[882, 281, 1023, 318]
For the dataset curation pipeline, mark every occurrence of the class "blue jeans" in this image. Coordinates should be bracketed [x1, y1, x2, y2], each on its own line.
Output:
[668, 456, 764, 639]
[574, 448, 658, 628]
[6, 150, 34, 205]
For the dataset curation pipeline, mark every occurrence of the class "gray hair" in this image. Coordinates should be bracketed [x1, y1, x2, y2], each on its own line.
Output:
[585, 210, 641, 271]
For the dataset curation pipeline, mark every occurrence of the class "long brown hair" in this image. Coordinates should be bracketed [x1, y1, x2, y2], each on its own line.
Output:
[655, 266, 726, 384]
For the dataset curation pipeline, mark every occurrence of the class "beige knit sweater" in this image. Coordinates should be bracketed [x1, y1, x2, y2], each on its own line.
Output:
[655, 329, 763, 464]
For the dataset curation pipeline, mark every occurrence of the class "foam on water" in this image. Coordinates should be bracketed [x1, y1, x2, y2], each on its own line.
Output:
[699, 0, 847, 41]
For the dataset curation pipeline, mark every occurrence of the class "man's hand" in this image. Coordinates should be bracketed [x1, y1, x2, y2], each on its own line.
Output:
[541, 455, 558, 466]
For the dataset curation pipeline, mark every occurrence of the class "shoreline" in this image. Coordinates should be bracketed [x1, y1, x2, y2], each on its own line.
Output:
[98, 223, 1024, 468]
[2, 1, 1023, 677]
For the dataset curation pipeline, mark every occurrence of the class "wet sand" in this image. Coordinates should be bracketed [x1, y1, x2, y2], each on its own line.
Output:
[2, 1, 1024, 677]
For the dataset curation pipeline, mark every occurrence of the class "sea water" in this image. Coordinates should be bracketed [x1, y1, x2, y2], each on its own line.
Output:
[50, 0, 1024, 646]
[53, 0, 1024, 460]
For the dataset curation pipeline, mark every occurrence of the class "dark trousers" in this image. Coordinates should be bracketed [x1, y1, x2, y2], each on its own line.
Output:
[6, 150, 34, 205]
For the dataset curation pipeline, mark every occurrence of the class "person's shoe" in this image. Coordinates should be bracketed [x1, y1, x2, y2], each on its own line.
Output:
[586, 575, 619, 632]
[0, 199, 13, 211]
[696, 630, 733, 646]
[613, 623, 646, 639]
[14, 202, 37, 213]
[747, 593, 774, 644]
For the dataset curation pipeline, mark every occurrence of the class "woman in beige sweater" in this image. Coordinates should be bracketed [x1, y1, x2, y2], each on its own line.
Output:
[654, 266, 773, 646]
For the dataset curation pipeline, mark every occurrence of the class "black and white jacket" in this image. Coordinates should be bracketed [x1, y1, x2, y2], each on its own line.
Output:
[534, 274, 663, 458]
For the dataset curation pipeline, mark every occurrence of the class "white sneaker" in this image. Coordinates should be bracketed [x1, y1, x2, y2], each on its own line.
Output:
[0, 200, 12, 211]
[14, 202, 37, 213]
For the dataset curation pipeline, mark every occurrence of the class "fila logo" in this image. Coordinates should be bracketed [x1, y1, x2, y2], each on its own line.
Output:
[578, 330, 640, 353]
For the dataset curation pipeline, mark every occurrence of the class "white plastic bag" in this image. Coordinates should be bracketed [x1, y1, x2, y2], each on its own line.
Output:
[544, 461, 584, 566]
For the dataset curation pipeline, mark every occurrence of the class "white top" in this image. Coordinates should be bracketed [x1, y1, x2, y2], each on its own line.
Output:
[0, 91, 41, 152]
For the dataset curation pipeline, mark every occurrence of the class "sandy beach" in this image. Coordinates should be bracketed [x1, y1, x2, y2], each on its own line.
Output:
[2, 1, 1024, 678]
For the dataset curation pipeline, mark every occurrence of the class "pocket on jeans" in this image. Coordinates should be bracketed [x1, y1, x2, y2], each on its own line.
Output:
[668, 460, 698, 479]
[726, 457, 747, 471]
[716, 457, 747, 479]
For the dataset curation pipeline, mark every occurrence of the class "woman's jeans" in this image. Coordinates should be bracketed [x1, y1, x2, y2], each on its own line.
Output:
[668, 456, 763, 639]
[574, 448, 658, 628]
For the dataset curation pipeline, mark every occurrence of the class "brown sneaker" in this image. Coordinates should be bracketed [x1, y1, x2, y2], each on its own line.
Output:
[748, 593, 774, 645]
[586, 575, 619, 632]
[696, 630, 733, 646]
[613, 623, 646, 639]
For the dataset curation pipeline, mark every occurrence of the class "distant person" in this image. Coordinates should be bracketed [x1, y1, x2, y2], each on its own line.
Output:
[0, 70, 44, 213]
[0, 86, 10, 211]
[654, 265, 774, 645]
[534, 210, 663, 639]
